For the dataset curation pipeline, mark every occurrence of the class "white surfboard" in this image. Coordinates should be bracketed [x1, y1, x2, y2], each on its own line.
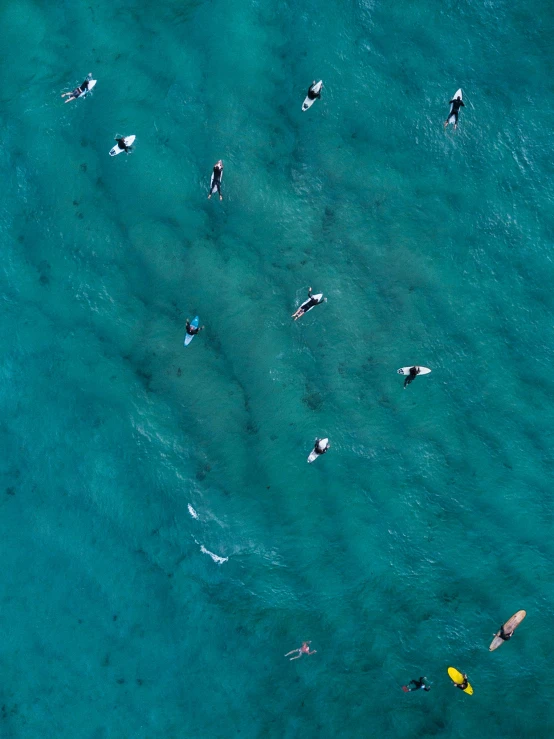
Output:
[397, 366, 432, 375]
[109, 135, 135, 157]
[302, 80, 323, 111]
[85, 79, 97, 94]
[184, 316, 200, 346]
[308, 438, 329, 463]
[447, 88, 462, 124]
[210, 168, 223, 194]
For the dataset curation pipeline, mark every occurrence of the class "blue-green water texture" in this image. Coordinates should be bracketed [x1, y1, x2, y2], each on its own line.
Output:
[2, 0, 554, 736]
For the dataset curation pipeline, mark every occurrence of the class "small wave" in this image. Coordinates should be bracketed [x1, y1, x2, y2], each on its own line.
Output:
[199, 545, 228, 565]
[188, 504, 199, 519]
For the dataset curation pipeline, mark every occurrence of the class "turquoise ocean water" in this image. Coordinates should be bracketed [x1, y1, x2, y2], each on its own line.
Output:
[2, 0, 554, 736]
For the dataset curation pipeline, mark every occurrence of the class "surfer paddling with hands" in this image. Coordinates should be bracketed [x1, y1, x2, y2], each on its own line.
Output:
[292, 287, 326, 321]
[185, 318, 204, 337]
[62, 73, 94, 103]
[208, 160, 223, 200]
[285, 641, 316, 661]
[444, 94, 464, 130]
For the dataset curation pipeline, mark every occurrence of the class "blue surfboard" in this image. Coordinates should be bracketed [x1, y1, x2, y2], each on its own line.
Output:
[184, 316, 199, 346]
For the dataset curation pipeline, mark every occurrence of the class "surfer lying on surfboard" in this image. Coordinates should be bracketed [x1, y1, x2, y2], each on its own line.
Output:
[208, 160, 223, 200]
[62, 73, 94, 103]
[292, 287, 326, 321]
[444, 95, 464, 129]
[404, 366, 420, 388]
[186, 318, 204, 336]
[452, 673, 469, 691]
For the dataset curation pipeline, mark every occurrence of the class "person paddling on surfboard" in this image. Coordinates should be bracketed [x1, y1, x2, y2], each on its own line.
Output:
[313, 438, 330, 457]
[186, 318, 204, 336]
[444, 95, 464, 129]
[404, 366, 420, 388]
[403, 677, 430, 693]
[62, 73, 93, 103]
[452, 673, 469, 690]
[307, 81, 322, 102]
[285, 641, 316, 661]
[208, 160, 223, 200]
[292, 287, 326, 321]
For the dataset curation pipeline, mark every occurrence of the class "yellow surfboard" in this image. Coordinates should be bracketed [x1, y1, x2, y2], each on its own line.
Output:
[448, 666, 473, 695]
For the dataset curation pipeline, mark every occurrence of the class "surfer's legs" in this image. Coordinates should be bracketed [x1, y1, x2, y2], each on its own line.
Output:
[208, 181, 222, 200]
[444, 113, 457, 128]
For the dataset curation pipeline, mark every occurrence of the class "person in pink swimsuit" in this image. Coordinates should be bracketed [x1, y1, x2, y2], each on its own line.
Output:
[285, 641, 317, 661]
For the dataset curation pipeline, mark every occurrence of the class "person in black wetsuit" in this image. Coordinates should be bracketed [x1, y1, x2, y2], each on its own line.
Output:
[404, 677, 430, 692]
[497, 624, 514, 641]
[404, 366, 420, 388]
[185, 319, 204, 336]
[62, 73, 93, 103]
[307, 81, 322, 101]
[292, 287, 326, 321]
[313, 438, 330, 456]
[453, 674, 469, 691]
[444, 95, 465, 129]
[114, 137, 132, 153]
[208, 160, 223, 200]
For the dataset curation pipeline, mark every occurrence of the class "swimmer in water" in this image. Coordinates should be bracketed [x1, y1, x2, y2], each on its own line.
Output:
[444, 95, 465, 130]
[403, 677, 430, 692]
[285, 641, 317, 661]
[185, 319, 204, 336]
[292, 287, 327, 321]
[208, 160, 223, 201]
[62, 73, 93, 103]
[404, 366, 420, 388]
